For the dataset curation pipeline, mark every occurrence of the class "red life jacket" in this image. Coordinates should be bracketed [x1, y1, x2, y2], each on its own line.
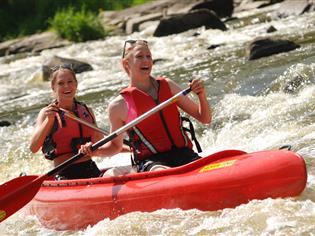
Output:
[121, 77, 193, 161]
[42, 101, 95, 160]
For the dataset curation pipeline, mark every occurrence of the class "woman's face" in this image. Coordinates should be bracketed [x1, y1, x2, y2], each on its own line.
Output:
[51, 69, 77, 101]
[125, 44, 153, 78]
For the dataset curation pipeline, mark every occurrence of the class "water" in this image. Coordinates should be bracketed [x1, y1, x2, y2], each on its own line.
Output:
[0, 3, 315, 235]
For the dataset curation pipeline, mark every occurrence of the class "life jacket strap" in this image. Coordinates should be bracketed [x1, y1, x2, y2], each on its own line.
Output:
[181, 116, 202, 153]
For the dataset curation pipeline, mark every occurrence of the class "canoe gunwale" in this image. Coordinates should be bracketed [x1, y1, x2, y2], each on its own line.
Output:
[41, 149, 247, 187]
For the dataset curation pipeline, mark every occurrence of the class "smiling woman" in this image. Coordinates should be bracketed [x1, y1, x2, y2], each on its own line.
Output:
[29, 64, 104, 180]
[79, 40, 211, 173]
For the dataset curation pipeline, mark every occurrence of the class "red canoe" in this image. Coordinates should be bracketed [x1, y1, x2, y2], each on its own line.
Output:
[27, 149, 307, 231]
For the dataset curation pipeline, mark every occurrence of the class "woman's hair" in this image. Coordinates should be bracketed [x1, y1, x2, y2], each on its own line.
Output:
[122, 40, 148, 59]
[49, 64, 77, 86]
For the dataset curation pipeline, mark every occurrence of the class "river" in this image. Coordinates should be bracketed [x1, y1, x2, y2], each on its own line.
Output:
[0, 3, 314, 235]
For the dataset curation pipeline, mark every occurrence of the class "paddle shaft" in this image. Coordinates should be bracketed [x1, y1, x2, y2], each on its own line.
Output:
[47, 87, 191, 177]
[59, 108, 131, 147]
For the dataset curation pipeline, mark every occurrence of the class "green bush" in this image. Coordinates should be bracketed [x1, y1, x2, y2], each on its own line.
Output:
[49, 7, 108, 42]
[0, 0, 152, 42]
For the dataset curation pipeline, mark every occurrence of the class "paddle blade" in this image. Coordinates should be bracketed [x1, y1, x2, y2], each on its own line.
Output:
[0, 175, 45, 222]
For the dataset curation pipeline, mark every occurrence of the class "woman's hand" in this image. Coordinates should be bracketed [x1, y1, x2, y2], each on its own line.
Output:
[79, 142, 93, 156]
[189, 78, 205, 96]
[29, 103, 60, 153]
[43, 103, 59, 121]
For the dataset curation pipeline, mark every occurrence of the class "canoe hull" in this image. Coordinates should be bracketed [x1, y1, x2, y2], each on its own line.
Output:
[28, 150, 307, 231]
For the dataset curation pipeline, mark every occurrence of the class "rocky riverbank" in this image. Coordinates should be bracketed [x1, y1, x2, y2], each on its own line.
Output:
[0, 0, 313, 86]
[1, 0, 313, 57]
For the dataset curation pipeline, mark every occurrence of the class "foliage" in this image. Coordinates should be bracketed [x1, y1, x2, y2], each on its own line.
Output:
[0, 0, 151, 42]
[49, 7, 107, 42]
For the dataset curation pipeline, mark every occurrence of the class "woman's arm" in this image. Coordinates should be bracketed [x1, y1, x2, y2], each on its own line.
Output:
[87, 106, 130, 152]
[79, 96, 127, 157]
[167, 78, 212, 124]
[29, 104, 59, 153]
[87, 107, 104, 143]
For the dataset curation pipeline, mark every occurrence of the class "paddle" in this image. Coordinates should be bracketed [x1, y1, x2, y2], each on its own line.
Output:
[59, 108, 132, 148]
[0, 87, 191, 222]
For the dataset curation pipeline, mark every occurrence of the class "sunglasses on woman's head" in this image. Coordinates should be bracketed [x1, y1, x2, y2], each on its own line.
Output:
[50, 64, 74, 73]
[122, 40, 148, 58]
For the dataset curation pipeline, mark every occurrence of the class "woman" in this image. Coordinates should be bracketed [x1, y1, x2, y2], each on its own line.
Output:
[80, 40, 211, 173]
[29, 64, 103, 179]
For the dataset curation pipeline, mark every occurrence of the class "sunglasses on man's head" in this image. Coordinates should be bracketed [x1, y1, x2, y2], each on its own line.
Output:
[50, 64, 74, 73]
[122, 40, 148, 58]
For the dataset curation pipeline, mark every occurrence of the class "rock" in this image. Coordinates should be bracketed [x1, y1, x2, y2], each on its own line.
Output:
[0, 120, 11, 127]
[235, 0, 284, 13]
[207, 44, 221, 50]
[190, 0, 234, 18]
[100, 0, 209, 35]
[258, 0, 285, 9]
[283, 75, 305, 93]
[274, 0, 315, 18]
[3, 32, 71, 56]
[153, 9, 227, 37]
[125, 12, 163, 34]
[247, 37, 300, 60]
[99, 0, 174, 32]
[138, 20, 160, 33]
[0, 38, 21, 57]
[41, 55, 93, 81]
[266, 25, 277, 33]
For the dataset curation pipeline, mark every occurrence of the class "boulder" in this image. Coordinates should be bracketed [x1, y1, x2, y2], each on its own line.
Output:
[153, 9, 227, 37]
[125, 12, 163, 34]
[100, 0, 210, 35]
[0, 38, 21, 57]
[266, 25, 277, 33]
[41, 56, 93, 81]
[0, 120, 11, 127]
[4, 32, 71, 56]
[283, 75, 305, 93]
[235, 0, 284, 13]
[247, 37, 300, 60]
[190, 0, 234, 18]
[275, 0, 315, 18]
